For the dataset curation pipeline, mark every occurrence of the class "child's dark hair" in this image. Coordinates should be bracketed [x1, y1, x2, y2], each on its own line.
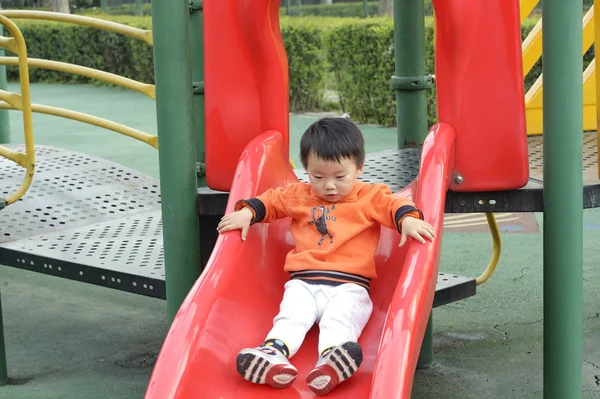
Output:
[300, 117, 365, 169]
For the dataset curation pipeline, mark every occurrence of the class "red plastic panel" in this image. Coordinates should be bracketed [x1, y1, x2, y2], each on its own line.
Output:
[203, 0, 289, 192]
[370, 123, 456, 398]
[144, 127, 454, 398]
[433, 0, 529, 191]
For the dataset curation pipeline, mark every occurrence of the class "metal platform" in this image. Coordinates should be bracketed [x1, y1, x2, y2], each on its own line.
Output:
[445, 132, 600, 213]
[1, 145, 165, 298]
[11, 133, 598, 303]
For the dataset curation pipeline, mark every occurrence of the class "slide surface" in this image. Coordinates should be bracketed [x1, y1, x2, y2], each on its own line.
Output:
[145, 124, 456, 399]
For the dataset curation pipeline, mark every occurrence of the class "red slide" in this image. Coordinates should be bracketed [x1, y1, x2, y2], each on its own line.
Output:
[144, 122, 456, 399]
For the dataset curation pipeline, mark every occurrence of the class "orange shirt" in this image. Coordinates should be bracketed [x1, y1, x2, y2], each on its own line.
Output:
[235, 181, 422, 280]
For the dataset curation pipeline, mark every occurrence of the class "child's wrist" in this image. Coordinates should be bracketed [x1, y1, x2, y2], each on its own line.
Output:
[240, 207, 254, 219]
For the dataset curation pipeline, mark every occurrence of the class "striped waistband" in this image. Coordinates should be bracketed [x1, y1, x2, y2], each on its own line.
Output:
[289, 270, 371, 292]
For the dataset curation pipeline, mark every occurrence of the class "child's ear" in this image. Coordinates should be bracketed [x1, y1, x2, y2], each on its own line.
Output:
[357, 163, 364, 177]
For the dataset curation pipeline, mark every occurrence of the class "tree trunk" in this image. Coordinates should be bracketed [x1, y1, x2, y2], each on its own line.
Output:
[321, 0, 333, 4]
[52, 0, 70, 13]
[379, 0, 393, 16]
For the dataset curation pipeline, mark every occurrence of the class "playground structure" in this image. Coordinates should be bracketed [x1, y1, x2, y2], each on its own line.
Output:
[0, 0, 596, 398]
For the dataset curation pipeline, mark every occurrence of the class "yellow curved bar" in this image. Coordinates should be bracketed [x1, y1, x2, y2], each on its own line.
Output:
[0, 10, 153, 46]
[0, 15, 35, 207]
[475, 213, 502, 286]
[0, 36, 17, 53]
[0, 144, 27, 167]
[0, 101, 158, 149]
[520, 0, 540, 23]
[0, 88, 23, 109]
[0, 56, 156, 99]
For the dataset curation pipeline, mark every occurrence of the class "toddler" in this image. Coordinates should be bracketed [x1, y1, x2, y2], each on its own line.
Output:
[217, 117, 434, 395]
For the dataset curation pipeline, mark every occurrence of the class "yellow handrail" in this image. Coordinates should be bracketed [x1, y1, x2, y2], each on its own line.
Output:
[0, 10, 153, 46]
[0, 15, 34, 208]
[475, 213, 502, 286]
[0, 56, 156, 99]
[0, 144, 27, 167]
[0, 101, 158, 149]
[0, 36, 18, 53]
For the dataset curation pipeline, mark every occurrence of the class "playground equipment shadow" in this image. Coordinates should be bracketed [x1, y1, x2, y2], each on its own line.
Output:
[1, 84, 599, 398]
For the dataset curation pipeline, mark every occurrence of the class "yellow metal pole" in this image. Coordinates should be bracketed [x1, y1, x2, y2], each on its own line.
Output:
[0, 10, 153, 45]
[475, 213, 502, 286]
[0, 102, 158, 149]
[0, 15, 34, 207]
[0, 57, 156, 99]
[0, 2, 10, 145]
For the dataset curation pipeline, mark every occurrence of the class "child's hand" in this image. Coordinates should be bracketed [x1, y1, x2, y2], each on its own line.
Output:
[217, 207, 254, 240]
[399, 216, 435, 247]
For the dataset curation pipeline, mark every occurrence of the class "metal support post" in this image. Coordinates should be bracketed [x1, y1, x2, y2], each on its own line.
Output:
[417, 312, 433, 368]
[151, 0, 202, 322]
[286, 0, 291, 16]
[542, 0, 583, 397]
[189, 0, 206, 187]
[363, 0, 368, 18]
[0, 1, 10, 144]
[0, 290, 7, 385]
[391, 0, 430, 148]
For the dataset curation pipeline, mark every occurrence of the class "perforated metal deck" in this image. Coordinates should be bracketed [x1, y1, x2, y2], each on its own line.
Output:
[1, 145, 165, 297]
[0, 144, 476, 302]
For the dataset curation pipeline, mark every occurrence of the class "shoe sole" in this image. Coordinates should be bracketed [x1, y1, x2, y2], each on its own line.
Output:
[236, 351, 298, 389]
[306, 342, 363, 396]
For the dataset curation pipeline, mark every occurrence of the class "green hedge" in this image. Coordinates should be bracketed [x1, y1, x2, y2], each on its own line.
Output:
[282, 2, 378, 17]
[6, 17, 154, 85]
[7, 13, 585, 128]
[327, 18, 435, 126]
[280, 18, 330, 111]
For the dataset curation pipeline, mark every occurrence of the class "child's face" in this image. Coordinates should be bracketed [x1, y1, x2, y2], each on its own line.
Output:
[305, 152, 363, 202]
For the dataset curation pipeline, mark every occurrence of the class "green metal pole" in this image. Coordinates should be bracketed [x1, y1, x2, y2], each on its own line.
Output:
[363, 0, 368, 18]
[100, 0, 108, 13]
[0, 290, 7, 386]
[0, 1, 10, 144]
[391, 0, 430, 148]
[286, 0, 291, 16]
[417, 313, 433, 368]
[542, 0, 583, 397]
[151, 0, 202, 322]
[189, 0, 206, 187]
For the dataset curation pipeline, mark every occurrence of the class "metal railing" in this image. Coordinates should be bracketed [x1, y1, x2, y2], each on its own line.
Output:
[0, 14, 34, 209]
[0, 11, 159, 207]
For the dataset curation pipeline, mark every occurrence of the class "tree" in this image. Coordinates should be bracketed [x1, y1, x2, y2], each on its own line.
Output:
[320, 0, 333, 4]
[52, 0, 70, 13]
[379, 0, 393, 16]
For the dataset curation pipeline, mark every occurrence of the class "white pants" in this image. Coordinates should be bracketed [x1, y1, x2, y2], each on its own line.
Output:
[266, 279, 373, 357]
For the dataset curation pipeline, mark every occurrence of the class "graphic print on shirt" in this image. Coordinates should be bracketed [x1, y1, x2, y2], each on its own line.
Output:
[308, 205, 337, 245]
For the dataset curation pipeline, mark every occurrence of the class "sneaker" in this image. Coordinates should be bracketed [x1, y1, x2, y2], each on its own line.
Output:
[236, 345, 298, 389]
[306, 341, 363, 396]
